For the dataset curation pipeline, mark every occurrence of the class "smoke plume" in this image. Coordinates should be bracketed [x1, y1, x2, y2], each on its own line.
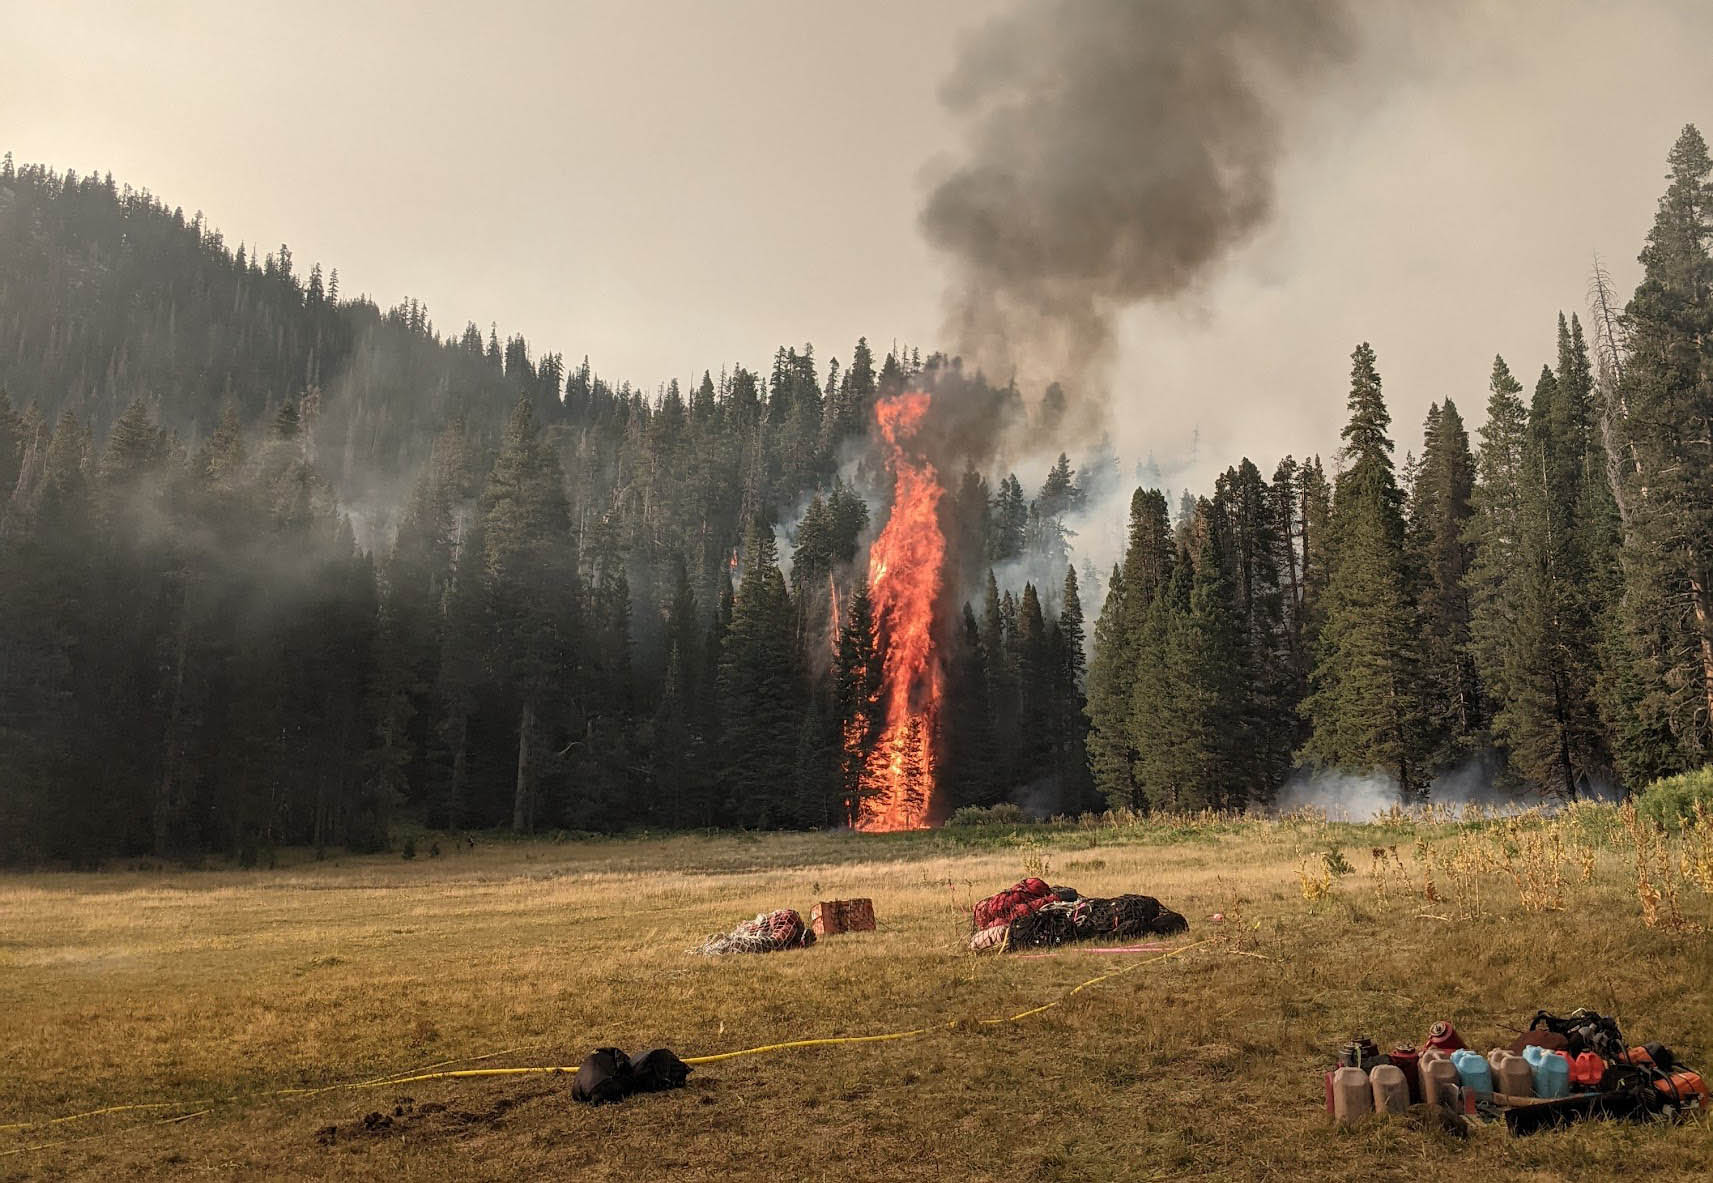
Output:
[922, 0, 1357, 437]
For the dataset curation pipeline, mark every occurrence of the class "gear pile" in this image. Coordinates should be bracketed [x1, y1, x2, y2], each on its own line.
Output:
[692, 908, 817, 955]
[968, 878, 1188, 951]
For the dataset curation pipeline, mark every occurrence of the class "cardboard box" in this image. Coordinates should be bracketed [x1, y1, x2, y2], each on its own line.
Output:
[810, 898, 876, 936]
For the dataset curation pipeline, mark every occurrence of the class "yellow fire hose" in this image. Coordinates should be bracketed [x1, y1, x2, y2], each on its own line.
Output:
[2, 937, 1214, 1156]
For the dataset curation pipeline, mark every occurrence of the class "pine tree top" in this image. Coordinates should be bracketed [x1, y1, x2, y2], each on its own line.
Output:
[1340, 342, 1392, 464]
[272, 399, 301, 440]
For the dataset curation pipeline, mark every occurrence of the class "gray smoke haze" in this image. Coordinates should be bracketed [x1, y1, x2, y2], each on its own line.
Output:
[1272, 759, 1623, 820]
[922, 0, 1357, 438]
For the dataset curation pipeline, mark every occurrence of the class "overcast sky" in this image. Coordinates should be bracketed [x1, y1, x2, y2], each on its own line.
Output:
[7, 0, 1713, 496]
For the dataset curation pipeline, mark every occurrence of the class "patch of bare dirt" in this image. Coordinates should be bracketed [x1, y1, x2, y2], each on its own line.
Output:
[314, 1087, 555, 1147]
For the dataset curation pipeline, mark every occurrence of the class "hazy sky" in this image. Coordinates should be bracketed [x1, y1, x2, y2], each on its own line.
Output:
[7, 0, 1713, 499]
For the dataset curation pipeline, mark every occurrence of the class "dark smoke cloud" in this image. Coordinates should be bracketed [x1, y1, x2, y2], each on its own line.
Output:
[922, 0, 1357, 438]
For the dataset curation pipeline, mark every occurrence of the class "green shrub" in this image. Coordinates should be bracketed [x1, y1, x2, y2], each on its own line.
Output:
[1635, 766, 1713, 832]
[947, 802, 1029, 827]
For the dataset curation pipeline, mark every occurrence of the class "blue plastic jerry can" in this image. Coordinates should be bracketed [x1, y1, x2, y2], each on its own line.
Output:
[1450, 1049, 1493, 1101]
[1523, 1044, 1571, 1098]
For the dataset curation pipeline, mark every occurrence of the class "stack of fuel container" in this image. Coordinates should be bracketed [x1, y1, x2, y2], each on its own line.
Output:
[1325, 1012, 1708, 1135]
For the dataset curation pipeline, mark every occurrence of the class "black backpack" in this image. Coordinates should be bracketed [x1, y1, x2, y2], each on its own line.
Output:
[629, 1048, 692, 1093]
[571, 1046, 692, 1105]
[572, 1047, 634, 1105]
[1529, 1009, 1625, 1061]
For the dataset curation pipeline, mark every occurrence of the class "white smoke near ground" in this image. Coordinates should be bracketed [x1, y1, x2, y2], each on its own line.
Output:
[1272, 756, 1623, 820]
[1016, 776, 1065, 821]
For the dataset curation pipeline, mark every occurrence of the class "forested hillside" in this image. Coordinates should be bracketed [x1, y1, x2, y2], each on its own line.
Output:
[1, 125, 1710, 865]
[0, 153, 1093, 862]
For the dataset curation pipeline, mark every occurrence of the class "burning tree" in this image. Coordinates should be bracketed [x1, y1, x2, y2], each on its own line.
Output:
[854, 392, 946, 831]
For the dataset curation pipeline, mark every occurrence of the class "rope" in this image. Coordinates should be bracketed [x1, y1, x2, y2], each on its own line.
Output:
[0, 1044, 537, 1136]
[345, 938, 1213, 1078]
[3, 939, 1213, 1148]
[0, 1107, 212, 1160]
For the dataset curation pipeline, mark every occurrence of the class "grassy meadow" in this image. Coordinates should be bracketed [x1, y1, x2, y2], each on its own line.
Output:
[3, 807, 1712, 1180]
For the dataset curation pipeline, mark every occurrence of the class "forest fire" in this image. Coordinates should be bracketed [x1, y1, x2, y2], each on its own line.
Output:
[856, 392, 945, 832]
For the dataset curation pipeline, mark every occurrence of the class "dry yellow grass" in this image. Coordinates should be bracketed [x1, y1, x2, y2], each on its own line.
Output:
[3, 812, 1711, 1180]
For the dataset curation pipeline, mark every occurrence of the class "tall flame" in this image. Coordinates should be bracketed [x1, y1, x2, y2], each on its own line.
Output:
[857, 391, 945, 832]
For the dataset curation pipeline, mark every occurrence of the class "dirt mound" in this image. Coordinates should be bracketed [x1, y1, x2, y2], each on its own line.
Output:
[314, 1088, 554, 1147]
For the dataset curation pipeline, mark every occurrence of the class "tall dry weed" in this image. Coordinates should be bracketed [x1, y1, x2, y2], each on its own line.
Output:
[1620, 799, 1700, 932]
[1438, 831, 1492, 919]
[1019, 842, 1053, 883]
[1682, 800, 1713, 895]
[1368, 844, 1411, 902]
[1413, 837, 1439, 904]
[1296, 856, 1334, 905]
[1495, 813, 1570, 913]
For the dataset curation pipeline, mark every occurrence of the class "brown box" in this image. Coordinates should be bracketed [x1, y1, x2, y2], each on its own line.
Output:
[810, 898, 876, 936]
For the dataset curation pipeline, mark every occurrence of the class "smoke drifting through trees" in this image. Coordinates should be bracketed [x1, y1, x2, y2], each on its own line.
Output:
[921, 0, 1355, 443]
[3, 109, 1712, 863]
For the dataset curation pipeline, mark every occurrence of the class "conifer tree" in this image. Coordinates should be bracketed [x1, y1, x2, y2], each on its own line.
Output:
[979, 570, 1019, 784]
[1085, 488, 1173, 810]
[949, 466, 991, 594]
[1013, 582, 1052, 781]
[1298, 456, 1332, 637]
[1045, 565, 1093, 810]
[1214, 459, 1293, 795]
[481, 398, 577, 833]
[197, 402, 246, 488]
[1606, 124, 1713, 769]
[272, 398, 301, 440]
[1301, 344, 1426, 796]
[0, 390, 24, 504]
[1407, 398, 1481, 769]
[1509, 361, 1611, 795]
[372, 432, 459, 818]
[988, 475, 1028, 563]
[651, 641, 695, 826]
[1038, 453, 1079, 518]
[1268, 456, 1314, 720]
[942, 603, 997, 809]
[1129, 511, 1248, 810]
[1466, 357, 1530, 774]
[1085, 563, 1131, 807]
[1561, 313, 1621, 607]
[434, 518, 490, 829]
[1172, 507, 1251, 808]
[833, 582, 882, 823]
[718, 518, 801, 826]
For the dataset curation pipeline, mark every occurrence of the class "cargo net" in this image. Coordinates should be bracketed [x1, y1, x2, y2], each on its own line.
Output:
[692, 908, 817, 955]
[1006, 895, 1187, 948]
[967, 880, 1191, 951]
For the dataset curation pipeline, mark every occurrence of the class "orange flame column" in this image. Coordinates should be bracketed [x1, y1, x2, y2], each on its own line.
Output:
[857, 391, 945, 832]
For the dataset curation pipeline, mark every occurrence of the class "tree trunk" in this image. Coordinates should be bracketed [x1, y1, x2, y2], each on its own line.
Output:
[1282, 518, 1303, 670]
[512, 699, 536, 833]
[153, 576, 192, 858]
[446, 710, 469, 830]
[1692, 575, 1713, 738]
[1588, 256, 1639, 524]
[1598, 391, 1633, 533]
[1554, 675, 1576, 801]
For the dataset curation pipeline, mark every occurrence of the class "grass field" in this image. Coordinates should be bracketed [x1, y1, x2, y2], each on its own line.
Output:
[3, 809, 1712, 1180]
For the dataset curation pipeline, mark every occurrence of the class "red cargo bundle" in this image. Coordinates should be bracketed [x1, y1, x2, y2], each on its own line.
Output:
[972, 877, 1055, 930]
[810, 898, 877, 936]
